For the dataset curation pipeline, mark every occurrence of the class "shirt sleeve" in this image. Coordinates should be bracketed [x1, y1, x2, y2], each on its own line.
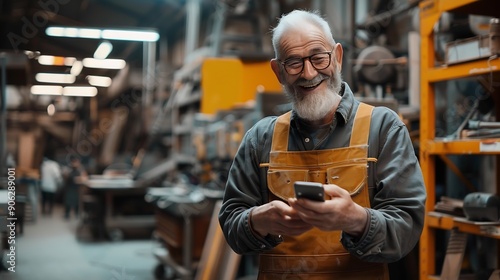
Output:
[341, 108, 426, 262]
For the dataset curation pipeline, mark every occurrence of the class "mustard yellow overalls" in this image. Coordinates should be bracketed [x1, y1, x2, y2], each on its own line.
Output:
[258, 103, 389, 279]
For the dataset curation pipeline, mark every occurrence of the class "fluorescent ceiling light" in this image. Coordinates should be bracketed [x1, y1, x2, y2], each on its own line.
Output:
[63, 86, 98, 97]
[94, 41, 113, 59]
[36, 73, 76, 84]
[38, 55, 76, 66]
[64, 57, 77, 66]
[70, 61, 83, 76]
[46, 26, 159, 42]
[45, 27, 65, 37]
[87, 75, 112, 87]
[31, 85, 98, 97]
[31, 85, 63, 95]
[101, 29, 159, 42]
[65, 27, 79, 37]
[78, 28, 102, 39]
[82, 58, 126, 69]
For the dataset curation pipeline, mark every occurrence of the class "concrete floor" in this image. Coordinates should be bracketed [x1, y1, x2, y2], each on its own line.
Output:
[0, 204, 159, 280]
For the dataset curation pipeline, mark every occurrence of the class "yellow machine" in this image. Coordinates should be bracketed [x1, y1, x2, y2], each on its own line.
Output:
[200, 57, 282, 114]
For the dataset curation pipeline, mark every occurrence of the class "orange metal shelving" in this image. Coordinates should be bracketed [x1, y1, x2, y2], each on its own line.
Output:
[419, 0, 500, 279]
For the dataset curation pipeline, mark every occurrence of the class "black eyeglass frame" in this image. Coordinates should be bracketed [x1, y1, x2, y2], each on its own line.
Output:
[278, 47, 335, 75]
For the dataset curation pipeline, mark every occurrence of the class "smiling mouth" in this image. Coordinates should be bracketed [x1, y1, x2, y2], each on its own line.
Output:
[299, 80, 323, 91]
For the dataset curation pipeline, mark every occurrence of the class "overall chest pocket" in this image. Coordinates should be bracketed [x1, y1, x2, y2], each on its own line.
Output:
[266, 158, 373, 204]
[326, 160, 370, 206]
[267, 169, 309, 201]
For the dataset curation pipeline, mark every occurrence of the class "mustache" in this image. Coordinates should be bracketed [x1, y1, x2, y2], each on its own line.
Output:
[294, 74, 329, 87]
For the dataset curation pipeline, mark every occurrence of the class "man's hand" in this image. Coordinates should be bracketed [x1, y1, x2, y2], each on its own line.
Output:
[288, 184, 368, 237]
[250, 200, 313, 237]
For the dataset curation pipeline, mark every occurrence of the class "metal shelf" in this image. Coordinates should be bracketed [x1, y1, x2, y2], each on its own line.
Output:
[427, 212, 500, 239]
[426, 57, 500, 83]
[422, 138, 500, 155]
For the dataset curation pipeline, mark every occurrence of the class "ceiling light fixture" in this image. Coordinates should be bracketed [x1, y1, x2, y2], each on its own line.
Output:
[82, 58, 126, 69]
[63, 86, 98, 97]
[87, 75, 112, 87]
[45, 27, 159, 42]
[38, 55, 76, 66]
[94, 41, 113, 59]
[31, 85, 63, 95]
[101, 29, 159, 42]
[31, 85, 98, 97]
[70, 60, 83, 76]
[35, 73, 76, 84]
[78, 28, 102, 39]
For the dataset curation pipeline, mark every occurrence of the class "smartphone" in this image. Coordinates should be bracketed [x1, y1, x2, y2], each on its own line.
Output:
[294, 181, 324, 201]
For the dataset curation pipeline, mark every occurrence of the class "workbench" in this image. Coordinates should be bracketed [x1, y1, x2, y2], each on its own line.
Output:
[79, 178, 155, 241]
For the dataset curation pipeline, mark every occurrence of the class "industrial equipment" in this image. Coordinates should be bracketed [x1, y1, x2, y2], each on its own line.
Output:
[463, 192, 500, 222]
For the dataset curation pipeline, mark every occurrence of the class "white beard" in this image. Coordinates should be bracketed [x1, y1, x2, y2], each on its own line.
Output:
[285, 69, 342, 121]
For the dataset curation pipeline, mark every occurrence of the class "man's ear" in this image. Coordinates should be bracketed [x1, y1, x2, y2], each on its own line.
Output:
[334, 43, 343, 68]
[270, 59, 284, 84]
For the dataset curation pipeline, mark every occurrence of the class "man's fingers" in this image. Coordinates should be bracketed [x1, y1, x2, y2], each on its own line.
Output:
[323, 184, 349, 198]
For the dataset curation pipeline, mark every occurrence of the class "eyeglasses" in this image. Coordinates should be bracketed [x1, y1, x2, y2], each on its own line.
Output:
[279, 48, 334, 75]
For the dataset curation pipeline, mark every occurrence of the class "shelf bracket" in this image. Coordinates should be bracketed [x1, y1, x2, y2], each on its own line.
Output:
[438, 154, 478, 193]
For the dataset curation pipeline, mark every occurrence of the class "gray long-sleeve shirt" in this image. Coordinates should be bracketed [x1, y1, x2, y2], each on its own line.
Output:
[218, 82, 426, 263]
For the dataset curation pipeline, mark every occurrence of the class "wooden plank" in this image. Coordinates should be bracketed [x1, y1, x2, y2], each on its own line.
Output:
[440, 229, 468, 280]
[195, 200, 241, 280]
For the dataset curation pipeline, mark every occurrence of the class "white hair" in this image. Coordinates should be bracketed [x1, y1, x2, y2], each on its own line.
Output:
[271, 10, 336, 58]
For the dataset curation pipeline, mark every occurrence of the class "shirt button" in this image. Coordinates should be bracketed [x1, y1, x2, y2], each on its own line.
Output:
[304, 138, 310, 143]
[356, 250, 363, 255]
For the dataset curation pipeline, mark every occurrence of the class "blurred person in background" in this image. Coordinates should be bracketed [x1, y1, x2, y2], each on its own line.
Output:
[64, 156, 87, 220]
[40, 155, 63, 215]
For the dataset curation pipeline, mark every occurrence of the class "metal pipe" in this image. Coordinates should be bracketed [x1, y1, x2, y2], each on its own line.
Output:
[142, 41, 156, 109]
[185, 0, 200, 63]
[468, 120, 500, 129]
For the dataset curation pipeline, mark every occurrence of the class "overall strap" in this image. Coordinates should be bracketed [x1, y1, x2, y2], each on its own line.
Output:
[270, 111, 291, 152]
[350, 103, 374, 146]
[271, 102, 374, 151]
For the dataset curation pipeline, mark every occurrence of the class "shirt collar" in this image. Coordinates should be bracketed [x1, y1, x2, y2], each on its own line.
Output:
[336, 82, 356, 125]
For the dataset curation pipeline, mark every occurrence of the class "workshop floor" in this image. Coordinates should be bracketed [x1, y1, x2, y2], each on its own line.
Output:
[1, 204, 159, 280]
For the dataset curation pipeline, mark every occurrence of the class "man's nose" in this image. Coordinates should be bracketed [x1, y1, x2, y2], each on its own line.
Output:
[301, 59, 318, 79]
